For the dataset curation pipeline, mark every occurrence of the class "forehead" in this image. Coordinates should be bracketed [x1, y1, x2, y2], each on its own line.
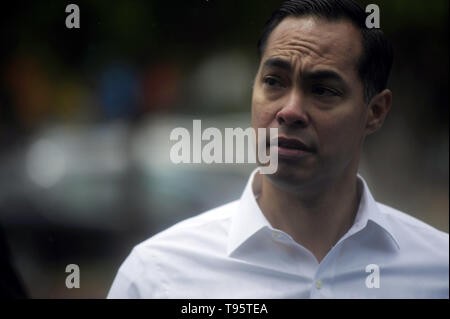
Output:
[262, 16, 363, 75]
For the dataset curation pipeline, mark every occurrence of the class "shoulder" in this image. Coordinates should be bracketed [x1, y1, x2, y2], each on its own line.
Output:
[376, 202, 448, 257]
[377, 202, 448, 239]
[108, 200, 239, 298]
[138, 200, 238, 248]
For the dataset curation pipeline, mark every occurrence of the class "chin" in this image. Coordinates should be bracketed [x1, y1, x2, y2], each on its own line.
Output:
[264, 164, 318, 193]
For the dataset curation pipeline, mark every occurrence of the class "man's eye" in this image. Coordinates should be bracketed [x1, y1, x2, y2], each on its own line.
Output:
[263, 76, 284, 88]
[311, 86, 341, 97]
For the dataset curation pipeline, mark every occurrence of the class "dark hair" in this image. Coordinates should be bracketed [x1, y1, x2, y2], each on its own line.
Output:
[257, 0, 393, 104]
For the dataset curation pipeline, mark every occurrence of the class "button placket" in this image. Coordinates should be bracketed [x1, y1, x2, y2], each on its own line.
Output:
[315, 280, 323, 289]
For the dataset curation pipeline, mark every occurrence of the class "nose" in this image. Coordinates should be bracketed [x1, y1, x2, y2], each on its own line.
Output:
[276, 88, 309, 127]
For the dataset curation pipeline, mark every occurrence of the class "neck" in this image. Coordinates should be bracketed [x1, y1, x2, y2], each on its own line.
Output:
[257, 168, 361, 263]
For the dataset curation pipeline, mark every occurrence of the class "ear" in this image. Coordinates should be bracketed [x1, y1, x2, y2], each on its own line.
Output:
[365, 89, 392, 135]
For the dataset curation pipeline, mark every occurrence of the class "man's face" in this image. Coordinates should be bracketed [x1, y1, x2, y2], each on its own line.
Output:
[252, 16, 368, 191]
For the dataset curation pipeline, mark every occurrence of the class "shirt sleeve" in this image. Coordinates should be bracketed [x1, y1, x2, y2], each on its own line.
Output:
[107, 248, 145, 299]
[107, 250, 141, 299]
[107, 245, 170, 298]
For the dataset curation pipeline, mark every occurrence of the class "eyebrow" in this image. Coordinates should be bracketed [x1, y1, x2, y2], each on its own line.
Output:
[302, 69, 346, 84]
[262, 57, 347, 85]
[262, 57, 292, 72]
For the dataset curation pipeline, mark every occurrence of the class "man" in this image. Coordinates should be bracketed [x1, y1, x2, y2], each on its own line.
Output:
[108, 0, 448, 298]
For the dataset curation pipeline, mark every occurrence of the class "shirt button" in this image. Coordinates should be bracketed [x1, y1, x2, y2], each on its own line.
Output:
[315, 280, 323, 289]
[272, 231, 281, 239]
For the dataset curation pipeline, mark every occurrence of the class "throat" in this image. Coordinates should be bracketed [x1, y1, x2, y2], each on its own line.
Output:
[256, 174, 361, 262]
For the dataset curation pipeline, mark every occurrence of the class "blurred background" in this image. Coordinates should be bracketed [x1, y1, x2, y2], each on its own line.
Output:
[0, 0, 448, 298]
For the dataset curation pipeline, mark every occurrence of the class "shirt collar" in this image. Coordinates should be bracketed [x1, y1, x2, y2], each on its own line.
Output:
[227, 168, 400, 256]
[353, 174, 400, 249]
[227, 169, 271, 255]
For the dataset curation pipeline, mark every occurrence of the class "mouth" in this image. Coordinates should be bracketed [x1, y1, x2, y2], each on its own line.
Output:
[267, 136, 315, 159]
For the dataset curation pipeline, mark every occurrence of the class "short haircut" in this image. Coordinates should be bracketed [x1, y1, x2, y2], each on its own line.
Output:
[257, 0, 393, 104]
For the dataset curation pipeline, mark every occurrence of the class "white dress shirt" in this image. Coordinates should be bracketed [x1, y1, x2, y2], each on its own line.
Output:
[108, 169, 449, 299]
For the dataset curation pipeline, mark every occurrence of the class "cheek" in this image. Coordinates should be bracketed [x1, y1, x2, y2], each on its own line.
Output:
[251, 94, 276, 129]
[314, 109, 365, 153]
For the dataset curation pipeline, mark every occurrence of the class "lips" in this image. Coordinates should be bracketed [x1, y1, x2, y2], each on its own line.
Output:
[270, 136, 314, 152]
[266, 135, 315, 160]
